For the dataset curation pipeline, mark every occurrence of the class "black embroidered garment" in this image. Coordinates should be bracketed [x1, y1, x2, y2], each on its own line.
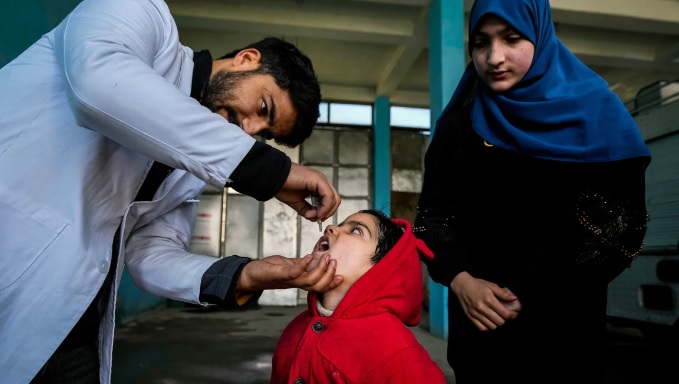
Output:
[413, 100, 650, 383]
[414, 106, 649, 288]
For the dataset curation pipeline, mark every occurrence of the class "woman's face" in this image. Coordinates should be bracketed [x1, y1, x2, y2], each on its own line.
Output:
[310, 212, 379, 287]
[471, 14, 535, 92]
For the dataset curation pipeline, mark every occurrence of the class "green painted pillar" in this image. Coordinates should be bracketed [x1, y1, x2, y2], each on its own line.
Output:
[428, 0, 466, 340]
[0, 0, 83, 67]
[373, 96, 391, 215]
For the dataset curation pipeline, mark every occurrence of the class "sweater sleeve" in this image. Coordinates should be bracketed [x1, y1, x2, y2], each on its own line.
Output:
[199, 256, 263, 308]
[225, 141, 292, 201]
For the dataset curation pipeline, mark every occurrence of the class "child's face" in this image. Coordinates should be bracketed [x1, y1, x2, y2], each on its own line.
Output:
[310, 212, 379, 287]
[471, 14, 535, 93]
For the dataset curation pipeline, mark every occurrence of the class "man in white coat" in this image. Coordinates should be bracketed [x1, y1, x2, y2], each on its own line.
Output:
[0, 0, 344, 383]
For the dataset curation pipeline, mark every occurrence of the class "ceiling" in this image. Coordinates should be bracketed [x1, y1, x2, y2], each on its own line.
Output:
[166, 0, 679, 109]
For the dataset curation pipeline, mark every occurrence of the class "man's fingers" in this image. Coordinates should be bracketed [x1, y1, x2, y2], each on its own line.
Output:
[316, 192, 340, 221]
[299, 254, 341, 293]
[308, 259, 340, 292]
[302, 254, 331, 283]
[304, 254, 322, 272]
[287, 255, 312, 279]
[328, 275, 344, 290]
[313, 171, 340, 220]
[298, 254, 313, 266]
[295, 201, 315, 220]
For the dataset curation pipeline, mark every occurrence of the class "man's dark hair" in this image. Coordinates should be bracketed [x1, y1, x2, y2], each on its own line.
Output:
[358, 209, 403, 264]
[219, 37, 321, 148]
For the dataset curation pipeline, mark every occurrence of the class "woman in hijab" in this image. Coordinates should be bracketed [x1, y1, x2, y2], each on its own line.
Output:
[414, 0, 651, 382]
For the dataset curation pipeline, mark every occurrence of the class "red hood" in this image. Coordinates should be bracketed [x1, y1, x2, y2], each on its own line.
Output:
[308, 218, 434, 326]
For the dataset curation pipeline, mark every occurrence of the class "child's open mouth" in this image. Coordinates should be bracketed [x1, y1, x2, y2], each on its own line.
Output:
[315, 236, 329, 252]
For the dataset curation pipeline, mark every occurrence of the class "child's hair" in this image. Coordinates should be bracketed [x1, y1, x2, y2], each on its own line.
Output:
[358, 209, 404, 264]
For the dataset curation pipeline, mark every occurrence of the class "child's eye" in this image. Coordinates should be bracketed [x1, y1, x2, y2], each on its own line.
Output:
[351, 226, 362, 235]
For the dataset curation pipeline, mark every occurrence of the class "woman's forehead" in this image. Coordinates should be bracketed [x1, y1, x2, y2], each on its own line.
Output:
[473, 14, 513, 34]
[468, 0, 541, 47]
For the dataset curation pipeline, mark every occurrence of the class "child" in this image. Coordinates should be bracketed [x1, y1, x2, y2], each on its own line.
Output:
[271, 209, 446, 384]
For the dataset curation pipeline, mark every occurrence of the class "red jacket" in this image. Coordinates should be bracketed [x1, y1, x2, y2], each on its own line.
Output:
[271, 219, 446, 384]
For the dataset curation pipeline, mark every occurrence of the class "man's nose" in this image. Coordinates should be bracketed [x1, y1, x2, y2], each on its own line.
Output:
[240, 117, 268, 137]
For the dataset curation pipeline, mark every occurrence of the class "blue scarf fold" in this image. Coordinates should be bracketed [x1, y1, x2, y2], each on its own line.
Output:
[442, 0, 650, 162]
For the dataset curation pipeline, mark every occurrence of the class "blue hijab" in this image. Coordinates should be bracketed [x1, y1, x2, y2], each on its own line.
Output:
[443, 0, 650, 162]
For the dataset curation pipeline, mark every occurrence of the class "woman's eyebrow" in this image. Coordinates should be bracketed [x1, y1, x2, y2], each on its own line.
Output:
[475, 25, 513, 38]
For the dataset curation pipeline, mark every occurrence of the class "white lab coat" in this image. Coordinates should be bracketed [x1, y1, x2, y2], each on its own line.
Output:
[0, 0, 257, 382]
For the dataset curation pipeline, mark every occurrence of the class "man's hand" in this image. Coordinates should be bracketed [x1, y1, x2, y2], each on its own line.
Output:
[450, 272, 521, 331]
[275, 163, 341, 223]
[237, 254, 343, 293]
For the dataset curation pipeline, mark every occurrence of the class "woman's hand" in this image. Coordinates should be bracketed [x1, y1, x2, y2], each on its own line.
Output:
[450, 272, 521, 331]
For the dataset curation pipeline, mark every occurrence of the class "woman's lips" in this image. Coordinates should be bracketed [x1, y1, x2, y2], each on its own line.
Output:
[490, 70, 508, 80]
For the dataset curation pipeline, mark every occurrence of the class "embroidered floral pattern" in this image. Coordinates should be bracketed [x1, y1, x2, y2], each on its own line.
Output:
[575, 191, 648, 265]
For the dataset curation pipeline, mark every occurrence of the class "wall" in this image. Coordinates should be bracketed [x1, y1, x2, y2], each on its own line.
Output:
[0, 0, 82, 67]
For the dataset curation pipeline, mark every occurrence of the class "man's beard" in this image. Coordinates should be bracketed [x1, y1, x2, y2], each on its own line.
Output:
[201, 69, 261, 127]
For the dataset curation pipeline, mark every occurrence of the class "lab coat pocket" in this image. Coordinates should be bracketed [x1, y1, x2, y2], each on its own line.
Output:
[0, 186, 67, 290]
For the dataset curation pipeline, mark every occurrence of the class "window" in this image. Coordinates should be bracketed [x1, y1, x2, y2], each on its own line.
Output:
[318, 102, 329, 123]
[390, 105, 430, 130]
[329, 103, 373, 126]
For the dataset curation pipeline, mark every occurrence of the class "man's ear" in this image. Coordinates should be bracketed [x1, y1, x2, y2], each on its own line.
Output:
[232, 48, 262, 68]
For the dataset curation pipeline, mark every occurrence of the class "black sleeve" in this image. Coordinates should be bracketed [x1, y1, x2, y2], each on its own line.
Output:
[414, 207, 468, 287]
[225, 141, 292, 201]
[573, 157, 651, 283]
[199, 256, 262, 308]
[413, 109, 473, 288]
